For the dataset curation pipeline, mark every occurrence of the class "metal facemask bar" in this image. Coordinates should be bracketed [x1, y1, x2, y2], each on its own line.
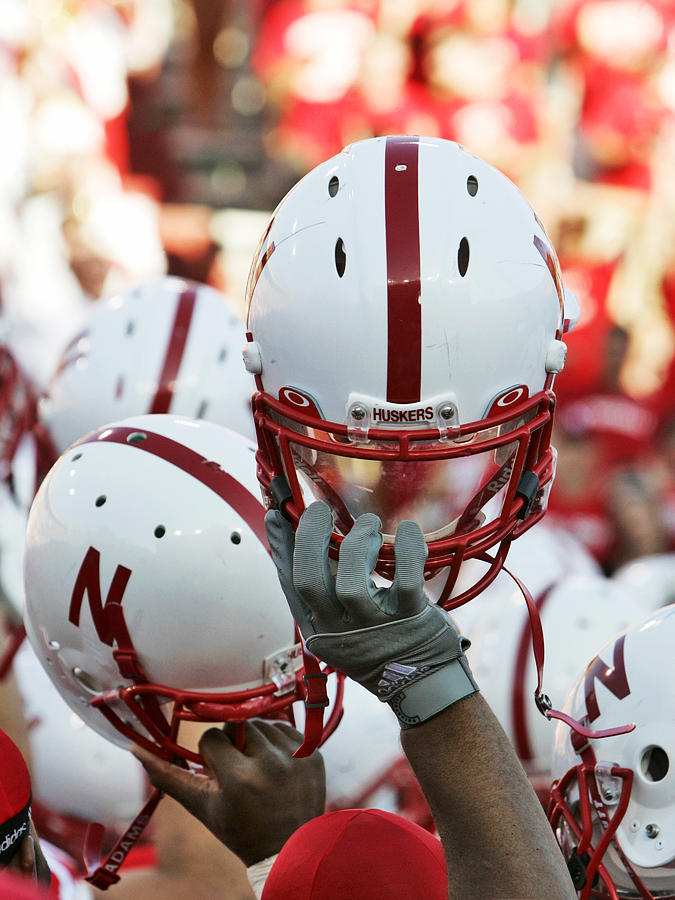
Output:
[548, 762, 635, 899]
[253, 389, 556, 604]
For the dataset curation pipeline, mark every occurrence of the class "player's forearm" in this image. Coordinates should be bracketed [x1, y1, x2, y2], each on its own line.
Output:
[401, 693, 576, 900]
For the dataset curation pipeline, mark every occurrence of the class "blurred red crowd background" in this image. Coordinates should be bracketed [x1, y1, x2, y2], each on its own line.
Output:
[2, 0, 675, 574]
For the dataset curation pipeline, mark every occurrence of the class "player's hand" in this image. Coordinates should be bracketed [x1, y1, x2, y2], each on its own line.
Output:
[7, 823, 52, 888]
[265, 501, 478, 726]
[131, 719, 325, 866]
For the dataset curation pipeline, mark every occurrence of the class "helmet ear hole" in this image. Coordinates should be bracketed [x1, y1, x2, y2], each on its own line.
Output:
[641, 746, 669, 782]
[328, 176, 339, 197]
[467, 175, 478, 196]
[335, 238, 346, 277]
[458, 237, 470, 277]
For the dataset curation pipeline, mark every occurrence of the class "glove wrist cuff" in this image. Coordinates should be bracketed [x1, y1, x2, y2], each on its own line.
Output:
[383, 657, 479, 728]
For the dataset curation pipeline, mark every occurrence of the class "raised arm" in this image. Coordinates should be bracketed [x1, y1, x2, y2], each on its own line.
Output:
[265, 501, 575, 900]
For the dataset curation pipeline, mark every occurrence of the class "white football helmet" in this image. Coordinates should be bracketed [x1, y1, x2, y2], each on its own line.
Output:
[244, 135, 579, 605]
[13, 642, 146, 859]
[549, 604, 675, 899]
[449, 517, 601, 637]
[612, 554, 675, 614]
[40, 277, 256, 455]
[24, 415, 337, 762]
[466, 573, 645, 784]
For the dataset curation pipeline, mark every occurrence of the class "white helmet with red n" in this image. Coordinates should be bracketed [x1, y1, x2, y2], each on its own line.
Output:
[465, 573, 645, 788]
[244, 135, 579, 606]
[24, 415, 338, 763]
[40, 277, 255, 454]
[549, 604, 675, 899]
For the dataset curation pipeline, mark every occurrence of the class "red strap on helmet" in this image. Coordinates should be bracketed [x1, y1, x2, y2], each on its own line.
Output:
[501, 562, 635, 743]
[84, 788, 163, 889]
[293, 640, 329, 758]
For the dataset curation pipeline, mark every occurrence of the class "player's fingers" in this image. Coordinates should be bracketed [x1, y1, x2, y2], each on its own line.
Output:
[130, 744, 207, 811]
[17, 834, 35, 877]
[265, 509, 314, 635]
[293, 502, 344, 623]
[335, 513, 383, 618]
[392, 520, 429, 617]
[251, 718, 303, 752]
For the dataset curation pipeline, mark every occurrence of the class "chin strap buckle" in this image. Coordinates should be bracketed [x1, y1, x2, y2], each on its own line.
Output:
[302, 672, 329, 709]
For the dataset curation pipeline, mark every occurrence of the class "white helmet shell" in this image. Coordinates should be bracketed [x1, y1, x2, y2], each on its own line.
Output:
[612, 553, 675, 613]
[321, 678, 403, 809]
[246, 135, 574, 597]
[40, 277, 255, 454]
[24, 416, 299, 758]
[449, 518, 601, 637]
[247, 136, 566, 425]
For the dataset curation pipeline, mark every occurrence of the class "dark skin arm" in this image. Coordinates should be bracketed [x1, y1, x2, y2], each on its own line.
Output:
[401, 693, 576, 900]
[132, 719, 326, 867]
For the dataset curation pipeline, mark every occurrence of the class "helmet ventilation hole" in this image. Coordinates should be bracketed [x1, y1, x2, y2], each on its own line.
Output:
[127, 431, 147, 444]
[641, 746, 669, 782]
[335, 238, 346, 277]
[328, 176, 339, 197]
[230, 531, 242, 545]
[72, 453, 82, 461]
[196, 400, 208, 418]
[218, 347, 228, 362]
[467, 175, 478, 196]
[154, 525, 166, 539]
[95, 495, 107, 507]
[126, 321, 135, 336]
[458, 237, 470, 276]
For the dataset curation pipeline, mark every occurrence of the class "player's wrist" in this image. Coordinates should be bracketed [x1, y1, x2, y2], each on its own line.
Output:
[379, 656, 479, 728]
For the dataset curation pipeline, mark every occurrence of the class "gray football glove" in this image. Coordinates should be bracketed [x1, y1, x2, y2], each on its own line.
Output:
[265, 501, 478, 728]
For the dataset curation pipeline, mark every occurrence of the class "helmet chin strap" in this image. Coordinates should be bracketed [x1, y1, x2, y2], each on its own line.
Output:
[500, 563, 636, 745]
[84, 789, 164, 889]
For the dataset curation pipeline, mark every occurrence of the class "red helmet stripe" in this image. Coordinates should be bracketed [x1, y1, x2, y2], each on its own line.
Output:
[149, 288, 197, 414]
[385, 136, 422, 404]
[74, 426, 268, 549]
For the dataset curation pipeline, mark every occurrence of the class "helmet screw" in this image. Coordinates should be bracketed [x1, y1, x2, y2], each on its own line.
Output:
[439, 405, 455, 420]
[351, 406, 366, 421]
[646, 824, 660, 839]
[602, 789, 614, 801]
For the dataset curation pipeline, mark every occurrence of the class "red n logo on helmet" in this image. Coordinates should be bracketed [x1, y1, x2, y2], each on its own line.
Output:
[69, 546, 132, 646]
[584, 634, 630, 722]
